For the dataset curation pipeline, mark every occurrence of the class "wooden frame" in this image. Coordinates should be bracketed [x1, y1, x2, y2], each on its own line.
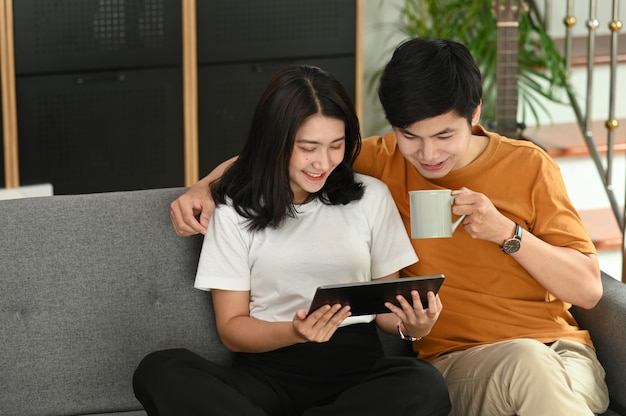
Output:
[355, 0, 363, 124]
[182, 0, 199, 186]
[0, 0, 19, 188]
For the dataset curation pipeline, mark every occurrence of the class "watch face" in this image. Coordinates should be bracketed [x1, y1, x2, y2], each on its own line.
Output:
[503, 239, 521, 254]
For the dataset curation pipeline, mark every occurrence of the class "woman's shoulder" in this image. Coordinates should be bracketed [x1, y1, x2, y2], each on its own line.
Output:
[354, 173, 390, 195]
[214, 197, 244, 221]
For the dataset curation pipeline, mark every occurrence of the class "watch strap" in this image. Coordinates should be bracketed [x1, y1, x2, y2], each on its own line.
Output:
[397, 322, 421, 342]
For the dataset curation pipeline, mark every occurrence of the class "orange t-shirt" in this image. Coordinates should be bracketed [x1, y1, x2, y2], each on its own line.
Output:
[354, 125, 596, 360]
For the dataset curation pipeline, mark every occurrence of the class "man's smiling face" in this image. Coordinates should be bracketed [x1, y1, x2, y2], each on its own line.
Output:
[394, 107, 481, 180]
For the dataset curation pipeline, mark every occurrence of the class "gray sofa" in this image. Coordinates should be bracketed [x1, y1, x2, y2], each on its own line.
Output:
[1, 187, 624, 416]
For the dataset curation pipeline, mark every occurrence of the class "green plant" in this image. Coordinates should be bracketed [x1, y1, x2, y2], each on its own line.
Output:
[376, 0, 573, 126]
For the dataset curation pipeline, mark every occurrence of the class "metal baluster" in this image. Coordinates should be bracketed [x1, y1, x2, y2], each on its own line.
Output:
[564, 1, 574, 73]
[544, 0, 552, 30]
[584, 1, 598, 142]
[605, 0, 625, 281]
[563, 1, 585, 124]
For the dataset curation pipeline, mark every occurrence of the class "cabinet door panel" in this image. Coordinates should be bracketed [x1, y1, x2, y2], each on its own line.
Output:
[14, 0, 182, 75]
[197, 0, 355, 64]
[17, 68, 184, 194]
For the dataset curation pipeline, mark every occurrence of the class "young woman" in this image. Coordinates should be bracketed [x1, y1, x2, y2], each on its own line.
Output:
[133, 64, 450, 416]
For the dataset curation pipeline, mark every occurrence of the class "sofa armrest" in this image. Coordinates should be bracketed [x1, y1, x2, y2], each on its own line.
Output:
[571, 271, 626, 415]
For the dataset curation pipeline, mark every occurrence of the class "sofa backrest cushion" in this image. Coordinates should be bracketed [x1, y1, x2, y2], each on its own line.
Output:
[571, 272, 626, 414]
[0, 188, 232, 416]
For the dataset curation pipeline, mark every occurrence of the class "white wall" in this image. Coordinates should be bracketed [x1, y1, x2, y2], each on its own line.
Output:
[361, 0, 404, 136]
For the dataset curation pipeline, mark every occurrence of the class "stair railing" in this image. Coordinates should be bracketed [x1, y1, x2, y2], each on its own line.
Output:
[550, 0, 624, 281]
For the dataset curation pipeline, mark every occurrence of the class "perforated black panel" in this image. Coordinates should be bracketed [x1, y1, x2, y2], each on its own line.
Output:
[10, 0, 356, 193]
[14, 0, 181, 74]
[197, 0, 355, 64]
[197, 57, 355, 174]
[17, 68, 184, 194]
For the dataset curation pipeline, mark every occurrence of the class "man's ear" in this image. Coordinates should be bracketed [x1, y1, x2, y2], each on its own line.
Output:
[471, 101, 482, 125]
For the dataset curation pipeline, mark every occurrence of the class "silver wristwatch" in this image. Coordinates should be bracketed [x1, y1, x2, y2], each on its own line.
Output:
[397, 323, 419, 342]
[501, 223, 523, 254]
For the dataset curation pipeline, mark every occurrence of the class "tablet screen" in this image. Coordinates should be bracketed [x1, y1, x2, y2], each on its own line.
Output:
[308, 274, 445, 316]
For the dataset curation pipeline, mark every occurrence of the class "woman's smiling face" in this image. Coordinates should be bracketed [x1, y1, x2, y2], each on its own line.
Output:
[289, 114, 346, 204]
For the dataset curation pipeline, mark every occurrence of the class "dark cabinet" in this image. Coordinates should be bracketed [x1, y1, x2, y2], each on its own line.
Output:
[13, 0, 184, 194]
[5, 0, 358, 193]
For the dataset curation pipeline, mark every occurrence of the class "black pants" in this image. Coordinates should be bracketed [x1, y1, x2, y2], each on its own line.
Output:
[133, 324, 450, 416]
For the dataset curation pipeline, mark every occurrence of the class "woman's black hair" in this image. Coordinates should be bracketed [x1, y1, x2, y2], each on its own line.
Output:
[211, 64, 363, 231]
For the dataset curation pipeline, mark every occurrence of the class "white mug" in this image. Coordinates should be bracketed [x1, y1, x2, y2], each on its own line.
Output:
[409, 189, 466, 239]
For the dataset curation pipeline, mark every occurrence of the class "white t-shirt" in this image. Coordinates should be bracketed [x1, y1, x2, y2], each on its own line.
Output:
[195, 173, 417, 324]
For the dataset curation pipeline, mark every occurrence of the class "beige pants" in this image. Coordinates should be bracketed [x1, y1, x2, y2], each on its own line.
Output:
[431, 339, 609, 416]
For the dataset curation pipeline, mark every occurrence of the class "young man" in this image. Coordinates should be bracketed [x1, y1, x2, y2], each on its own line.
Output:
[170, 38, 609, 415]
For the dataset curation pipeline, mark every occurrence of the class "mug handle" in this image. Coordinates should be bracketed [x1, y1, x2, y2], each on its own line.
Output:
[451, 214, 466, 232]
[450, 195, 466, 232]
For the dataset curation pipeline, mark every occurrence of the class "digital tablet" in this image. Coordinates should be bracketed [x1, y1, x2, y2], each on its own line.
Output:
[308, 274, 445, 316]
